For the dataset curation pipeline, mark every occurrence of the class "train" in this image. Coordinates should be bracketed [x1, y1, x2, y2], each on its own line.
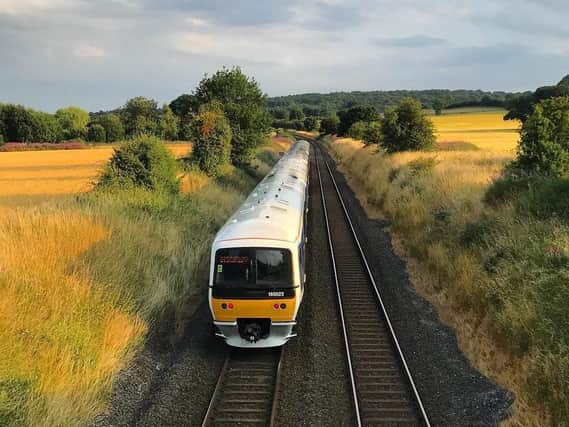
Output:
[208, 140, 310, 348]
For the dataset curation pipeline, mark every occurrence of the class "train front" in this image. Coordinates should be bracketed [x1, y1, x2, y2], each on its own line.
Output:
[209, 240, 301, 348]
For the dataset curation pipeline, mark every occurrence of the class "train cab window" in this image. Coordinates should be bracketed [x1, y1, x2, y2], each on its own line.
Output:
[256, 249, 292, 286]
[215, 248, 253, 287]
[214, 248, 292, 288]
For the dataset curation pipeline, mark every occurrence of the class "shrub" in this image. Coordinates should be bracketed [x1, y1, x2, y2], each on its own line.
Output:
[87, 124, 106, 143]
[346, 121, 367, 140]
[337, 105, 378, 136]
[98, 135, 179, 193]
[320, 115, 340, 135]
[380, 97, 435, 152]
[363, 121, 382, 145]
[190, 103, 232, 176]
[303, 116, 318, 131]
[509, 96, 569, 177]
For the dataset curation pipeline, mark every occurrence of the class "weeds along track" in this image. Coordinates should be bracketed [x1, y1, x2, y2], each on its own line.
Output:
[314, 142, 430, 427]
[202, 348, 283, 426]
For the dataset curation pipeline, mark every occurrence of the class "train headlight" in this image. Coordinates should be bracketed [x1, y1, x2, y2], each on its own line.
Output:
[280, 303, 287, 309]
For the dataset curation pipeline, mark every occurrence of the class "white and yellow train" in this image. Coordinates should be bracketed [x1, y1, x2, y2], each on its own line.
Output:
[208, 140, 310, 348]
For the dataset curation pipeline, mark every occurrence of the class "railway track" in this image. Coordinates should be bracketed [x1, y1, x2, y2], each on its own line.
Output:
[314, 142, 430, 427]
[202, 348, 283, 427]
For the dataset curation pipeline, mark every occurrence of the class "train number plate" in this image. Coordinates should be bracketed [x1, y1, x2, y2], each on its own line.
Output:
[268, 291, 285, 297]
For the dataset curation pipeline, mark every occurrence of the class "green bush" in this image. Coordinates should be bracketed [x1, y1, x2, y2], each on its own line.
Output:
[509, 96, 569, 177]
[190, 103, 232, 176]
[486, 175, 569, 221]
[363, 121, 382, 145]
[346, 121, 367, 140]
[98, 135, 179, 193]
[380, 97, 435, 152]
[87, 124, 106, 143]
[303, 116, 318, 131]
[320, 115, 339, 135]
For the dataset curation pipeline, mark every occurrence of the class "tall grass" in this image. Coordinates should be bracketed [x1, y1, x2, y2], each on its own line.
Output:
[327, 136, 569, 426]
[0, 137, 290, 426]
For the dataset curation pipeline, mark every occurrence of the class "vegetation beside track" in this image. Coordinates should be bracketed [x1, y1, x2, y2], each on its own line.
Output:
[324, 130, 568, 426]
[0, 136, 291, 426]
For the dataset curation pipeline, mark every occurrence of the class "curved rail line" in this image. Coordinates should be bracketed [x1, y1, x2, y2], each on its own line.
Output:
[202, 348, 283, 427]
[314, 142, 430, 427]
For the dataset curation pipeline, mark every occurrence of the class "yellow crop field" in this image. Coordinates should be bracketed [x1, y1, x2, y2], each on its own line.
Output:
[432, 111, 520, 151]
[0, 143, 191, 198]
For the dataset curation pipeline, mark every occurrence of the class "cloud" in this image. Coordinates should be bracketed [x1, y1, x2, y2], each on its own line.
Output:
[0, 0, 76, 15]
[74, 44, 106, 58]
[375, 35, 447, 48]
[0, 0, 568, 111]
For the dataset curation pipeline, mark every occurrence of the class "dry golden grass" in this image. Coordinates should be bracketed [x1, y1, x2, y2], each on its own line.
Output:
[0, 143, 191, 197]
[0, 209, 146, 425]
[432, 111, 520, 151]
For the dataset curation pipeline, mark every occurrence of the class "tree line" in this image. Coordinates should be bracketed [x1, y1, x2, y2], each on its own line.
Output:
[267, 88, 520, 123]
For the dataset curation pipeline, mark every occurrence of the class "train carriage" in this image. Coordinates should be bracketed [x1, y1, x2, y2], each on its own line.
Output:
[208, 141, 310, 347]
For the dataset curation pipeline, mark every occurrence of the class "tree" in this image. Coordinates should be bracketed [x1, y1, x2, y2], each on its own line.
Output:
[190, 102, 232, 176]
[303, 116, 318, 131]
[94, 114, 124, 142]
[169, 94, 198, 119]
[380, 97, 435, 152]
[88, 124, 106, 142]
[121, 97, 160, 137]
[432, 99, 446, 115]
[505, 74, 569, 122]
[194, 67, 270, 165]
[320, 115, 340, 134]
[346, 121, 367, 140]
[289, 106, 304, 121]
[509, 96, 569, 177]
[98, 135, 179, 193]
[337, 105, 378, 135]
[55, 106, 89, 140]
[159, 104, 180, 141]
[363, 121, 382, 145]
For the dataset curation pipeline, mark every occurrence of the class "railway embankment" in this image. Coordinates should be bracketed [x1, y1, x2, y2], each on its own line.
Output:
[322, 134, 568, 426]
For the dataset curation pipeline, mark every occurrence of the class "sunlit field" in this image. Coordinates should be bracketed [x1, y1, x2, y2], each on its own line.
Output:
[432, 111, 520, 151]
[0, 143, 191, 199]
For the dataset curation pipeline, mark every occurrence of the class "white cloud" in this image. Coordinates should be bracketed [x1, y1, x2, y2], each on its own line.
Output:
[74, 44, 106, 58]
[0, 0, 76, 15]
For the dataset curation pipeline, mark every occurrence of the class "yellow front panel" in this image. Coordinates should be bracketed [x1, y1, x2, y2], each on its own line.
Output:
[212, 297, 296, 322]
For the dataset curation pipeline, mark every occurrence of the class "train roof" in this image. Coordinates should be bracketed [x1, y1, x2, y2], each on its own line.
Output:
[213, 140, 310, 247]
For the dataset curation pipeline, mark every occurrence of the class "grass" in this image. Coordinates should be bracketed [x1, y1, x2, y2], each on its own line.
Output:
[325, 112, 568, 426]
[0, 136, 291, 426]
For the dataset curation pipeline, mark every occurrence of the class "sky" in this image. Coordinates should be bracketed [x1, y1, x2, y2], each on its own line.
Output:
[1, 0, 568, 112]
